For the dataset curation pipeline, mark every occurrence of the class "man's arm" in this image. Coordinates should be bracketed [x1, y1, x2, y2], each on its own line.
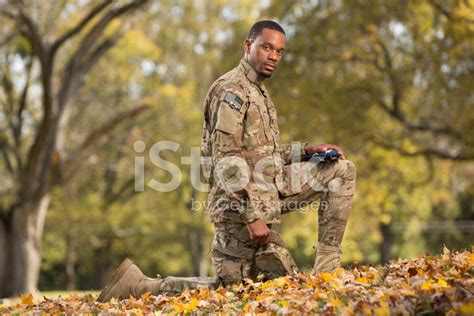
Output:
[279, 142, 308, 164]
[209, 86, 270, 243]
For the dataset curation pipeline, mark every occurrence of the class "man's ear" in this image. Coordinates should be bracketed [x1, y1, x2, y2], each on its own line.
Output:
[243, 39, 252, 54]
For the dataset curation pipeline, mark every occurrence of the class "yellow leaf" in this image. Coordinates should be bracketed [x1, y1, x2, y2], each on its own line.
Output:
[334, 267, 345, 277]
[279, 300, 289, 308]
[355, 277, 369, 284]
[421, 280, 434, 291]
[437, 279, 448, 287]
[20, 293, 33, 305]
[173, 302, 184, 313]
[320, 272, 334, 282]
[374, 300, 390, 316]
[259, 280, 273, 290]
[459, 302, 474, 314]
[183, 298, 199, 313]
[273, 277, 288, 288]
[328, 296, 342, 308]
[243, 303, 252, 313]
[141, 292, 151, 301]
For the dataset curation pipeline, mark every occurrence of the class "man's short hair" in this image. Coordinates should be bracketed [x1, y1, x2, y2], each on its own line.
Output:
[247, 20, 286, 40]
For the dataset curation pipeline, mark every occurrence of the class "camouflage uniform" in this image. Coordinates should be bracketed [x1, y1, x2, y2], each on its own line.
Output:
[98, 59, 356, 300]
[200, 59, 357, 284]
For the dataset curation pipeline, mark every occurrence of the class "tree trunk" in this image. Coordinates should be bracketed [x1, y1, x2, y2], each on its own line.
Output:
[379, 222, 393, 265]
[198, 234, 209, 277]
[188, 229, 209, 277]
[65, 233, 77, 290]
[0, 194, 50, 298]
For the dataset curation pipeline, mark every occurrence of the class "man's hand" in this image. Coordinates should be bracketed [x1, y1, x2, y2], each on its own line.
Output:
[247, 218, 270, 244]
[304, 143, 346, 160]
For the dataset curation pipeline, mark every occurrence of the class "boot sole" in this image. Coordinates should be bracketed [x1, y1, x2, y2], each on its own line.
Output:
[97, 258, 133, 302]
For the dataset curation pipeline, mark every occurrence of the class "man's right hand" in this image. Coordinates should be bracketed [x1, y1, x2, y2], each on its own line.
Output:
[247, 218, 270, 244]
[304, 143, 346, 159]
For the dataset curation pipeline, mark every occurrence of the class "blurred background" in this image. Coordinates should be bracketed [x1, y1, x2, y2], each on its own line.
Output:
[0, 0, 472, 297]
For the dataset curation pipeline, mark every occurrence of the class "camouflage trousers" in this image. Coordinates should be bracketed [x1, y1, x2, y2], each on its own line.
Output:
[211, 222, 299, 286]
[280, 158, 357, 248]
[155, 159, 356, 291]
[211, 159, 356, 285]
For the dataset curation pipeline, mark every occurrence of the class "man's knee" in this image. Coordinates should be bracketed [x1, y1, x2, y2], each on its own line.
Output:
[211, 250, 254, 286]
[325, 160, 356, 196]
[255, 242, 298, 279]
[343, 159, 356, 179]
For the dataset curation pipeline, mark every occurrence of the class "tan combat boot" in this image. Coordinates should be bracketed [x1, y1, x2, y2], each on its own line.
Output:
[313, 244, 342, 273]
[97, 259, 163, 302]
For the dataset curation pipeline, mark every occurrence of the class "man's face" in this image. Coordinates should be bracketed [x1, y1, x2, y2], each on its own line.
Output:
[244, 28, 286, 80]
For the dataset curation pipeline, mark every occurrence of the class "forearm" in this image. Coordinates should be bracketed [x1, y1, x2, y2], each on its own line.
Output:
[280, 141, 308, 164]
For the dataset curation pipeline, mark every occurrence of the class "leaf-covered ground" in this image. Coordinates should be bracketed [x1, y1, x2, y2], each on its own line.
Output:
[2, 248, 473, 315]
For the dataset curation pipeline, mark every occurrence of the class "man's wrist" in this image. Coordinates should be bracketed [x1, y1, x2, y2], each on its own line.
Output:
[241, 211, 263, 224]
[303, 142, 309, 155]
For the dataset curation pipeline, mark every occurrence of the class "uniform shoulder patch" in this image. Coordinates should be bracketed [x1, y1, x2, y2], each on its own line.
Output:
[223, 92, 244, 111]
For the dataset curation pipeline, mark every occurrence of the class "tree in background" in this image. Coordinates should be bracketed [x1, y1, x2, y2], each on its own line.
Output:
[0, 0, 148, 297]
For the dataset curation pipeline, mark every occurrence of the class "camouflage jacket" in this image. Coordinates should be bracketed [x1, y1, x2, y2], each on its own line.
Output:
[201, 58, 306, 224]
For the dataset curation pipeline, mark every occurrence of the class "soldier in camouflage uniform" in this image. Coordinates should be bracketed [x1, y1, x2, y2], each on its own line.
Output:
[202, 20, 356, 285]
[97, 20, 356, 302]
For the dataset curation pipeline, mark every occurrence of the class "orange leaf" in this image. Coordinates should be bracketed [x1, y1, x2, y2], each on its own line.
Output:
[140, 292, 151, 301]
[20, 293, 33, 305]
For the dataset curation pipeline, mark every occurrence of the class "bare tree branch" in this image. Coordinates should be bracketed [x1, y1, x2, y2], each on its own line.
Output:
[370, 37, 463, 139]
[51, 0, 113, 53]
[0, 32, 16, 47]
[0, 8, 16, 20]
[79, 20, 133, 78]
[0, 139, 14, 174]
[62, 104, 151, 174]
[14, 57, 33, 151]
[58, 0, 146, 109]
[428, 0, 453, 21]
[105, 177, 136, 208]
[429, 0, 474, 24]
[14, 4, 46, 61]
[68, 0, 146, 69]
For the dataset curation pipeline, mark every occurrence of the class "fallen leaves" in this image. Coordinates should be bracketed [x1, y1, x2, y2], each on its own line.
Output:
[1, 248, 472, 314]
[19, 293, 33, 306]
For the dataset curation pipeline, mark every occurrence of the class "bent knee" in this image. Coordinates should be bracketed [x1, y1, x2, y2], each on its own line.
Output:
[344, 159, 356, 176]
[332, 159, 356, 178]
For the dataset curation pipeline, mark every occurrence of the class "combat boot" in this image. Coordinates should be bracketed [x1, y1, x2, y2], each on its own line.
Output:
[313, 244, 342, 273]
[97, 259, 164, 302]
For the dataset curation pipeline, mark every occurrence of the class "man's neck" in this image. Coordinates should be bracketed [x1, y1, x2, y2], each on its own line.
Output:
[243, 56, 266, 85]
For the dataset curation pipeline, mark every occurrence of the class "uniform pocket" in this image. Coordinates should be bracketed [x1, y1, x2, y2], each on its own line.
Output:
[216, 103, 243, 135]
[212, 232, 256, 260]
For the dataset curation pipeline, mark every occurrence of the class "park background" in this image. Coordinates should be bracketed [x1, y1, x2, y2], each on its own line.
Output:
[0, 0, 472, 298]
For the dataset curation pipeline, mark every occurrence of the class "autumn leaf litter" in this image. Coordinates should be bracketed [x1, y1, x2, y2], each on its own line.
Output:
[2, 247, 472, 315]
